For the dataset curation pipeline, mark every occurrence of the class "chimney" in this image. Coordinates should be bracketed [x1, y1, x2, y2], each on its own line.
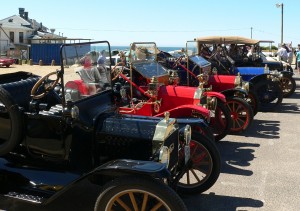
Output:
[19, 8, 25, 17]
[24, 12, 28, 20]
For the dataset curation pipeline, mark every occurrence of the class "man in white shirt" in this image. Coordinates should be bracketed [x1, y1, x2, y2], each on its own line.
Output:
[277, 43, 288, 62]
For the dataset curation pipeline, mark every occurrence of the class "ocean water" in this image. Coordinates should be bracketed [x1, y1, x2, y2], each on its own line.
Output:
[92, 45, 184, 53]
[111, 46, 184, 52]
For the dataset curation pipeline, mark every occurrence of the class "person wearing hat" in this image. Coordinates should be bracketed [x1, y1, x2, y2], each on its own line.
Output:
[286, 43, 293, 66]
[277, 43, 288, 62]
[97, 50, 109, 86]
[296, 45, 300, 74]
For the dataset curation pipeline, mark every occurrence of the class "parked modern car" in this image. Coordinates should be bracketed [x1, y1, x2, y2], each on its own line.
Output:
[0, 57, 15, 67]
[0, 41, 221, 210]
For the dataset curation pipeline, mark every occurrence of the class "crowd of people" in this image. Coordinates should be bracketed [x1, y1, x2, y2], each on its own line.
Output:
[277, 43, 300, 73]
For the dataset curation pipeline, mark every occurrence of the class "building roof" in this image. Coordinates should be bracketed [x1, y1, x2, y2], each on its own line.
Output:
[0, 15, 34, 31]
[0, 15, 31, 26]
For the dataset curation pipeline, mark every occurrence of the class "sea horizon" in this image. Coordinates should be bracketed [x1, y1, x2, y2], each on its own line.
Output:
[109, 46, 184, 52]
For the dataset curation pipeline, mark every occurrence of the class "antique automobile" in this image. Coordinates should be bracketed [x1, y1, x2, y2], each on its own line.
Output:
[0, 56, 15, 67]
[157, 48, 256, 134]
[189, 36, 287, 111]
[105, 42, 232, 141]
[0, 41, 221, 210]
[196, 36, 296, 97]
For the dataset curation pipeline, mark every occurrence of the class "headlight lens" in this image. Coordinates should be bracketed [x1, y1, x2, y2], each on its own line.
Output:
[207, 96, 217, 111]
[71, 106, 79, 119]
[242, 82, 250, 93]
[159, 146, 170, 167]
[234, 74, 242, 88]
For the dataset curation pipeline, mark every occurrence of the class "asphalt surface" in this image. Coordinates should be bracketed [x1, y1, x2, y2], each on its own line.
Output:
[184, 70, 300, 210]
[1, 69, 299, 211]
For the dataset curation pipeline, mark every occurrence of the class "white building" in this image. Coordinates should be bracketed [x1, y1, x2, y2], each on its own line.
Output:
[0, 8, 63, 58]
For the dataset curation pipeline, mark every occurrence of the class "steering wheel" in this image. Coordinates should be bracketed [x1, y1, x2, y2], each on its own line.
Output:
[111, 62, 125, 81]
[31, 71, 60, 100]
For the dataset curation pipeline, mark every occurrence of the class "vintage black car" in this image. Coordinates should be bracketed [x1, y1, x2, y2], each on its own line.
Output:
[0, 41, 221, 210]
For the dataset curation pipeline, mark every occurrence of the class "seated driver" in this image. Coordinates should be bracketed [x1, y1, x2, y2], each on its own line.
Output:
[97, 50, 109, 86]
[78, 53, 102, 95]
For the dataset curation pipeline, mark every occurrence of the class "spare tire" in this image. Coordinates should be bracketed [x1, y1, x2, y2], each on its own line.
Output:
[0, 87, 23, 155]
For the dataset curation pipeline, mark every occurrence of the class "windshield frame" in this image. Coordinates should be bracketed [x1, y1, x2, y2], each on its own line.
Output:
[59, 41, 112, 106]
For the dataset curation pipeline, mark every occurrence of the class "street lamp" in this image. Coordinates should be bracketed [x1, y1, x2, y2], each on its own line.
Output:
[276, 3, 284, 44]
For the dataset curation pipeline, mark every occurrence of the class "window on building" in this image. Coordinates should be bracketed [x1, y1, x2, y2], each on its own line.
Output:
[9, 32, 14, 43]
[19, 32, 24, 43]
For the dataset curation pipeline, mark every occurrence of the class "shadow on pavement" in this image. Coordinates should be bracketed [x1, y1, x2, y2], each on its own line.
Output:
[183, 192, 264, 211]
[217, 141, 259, 176]
[275, 102, 300, 113]
[236, 119, 280, 139]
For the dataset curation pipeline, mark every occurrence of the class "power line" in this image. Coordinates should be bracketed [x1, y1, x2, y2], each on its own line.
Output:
[54, 27, 251, 33]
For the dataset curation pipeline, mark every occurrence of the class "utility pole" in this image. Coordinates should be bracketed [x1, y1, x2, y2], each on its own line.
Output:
[251, 27, 253, 39]
[276, 3, 284, 44]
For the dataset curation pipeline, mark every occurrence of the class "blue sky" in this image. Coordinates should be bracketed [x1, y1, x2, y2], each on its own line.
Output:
[2, 0, 298, 47]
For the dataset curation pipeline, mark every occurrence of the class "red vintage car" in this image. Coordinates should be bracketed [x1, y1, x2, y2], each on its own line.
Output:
[0, 57, 15, 67]
[110, 42, 232, 141]
[156, 45, 256, 134]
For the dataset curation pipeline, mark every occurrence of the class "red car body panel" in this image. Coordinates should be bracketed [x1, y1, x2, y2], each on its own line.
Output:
[206, 75, 236, 92]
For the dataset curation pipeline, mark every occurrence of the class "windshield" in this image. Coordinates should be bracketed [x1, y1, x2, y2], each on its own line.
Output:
[61, 41, 112, 102]
[132, 62, 169, 79]
[129, 42, 169, 79]
[130, 42, 158, 63]
[189, 55, 211, 68]
[186, 41, 198, 57]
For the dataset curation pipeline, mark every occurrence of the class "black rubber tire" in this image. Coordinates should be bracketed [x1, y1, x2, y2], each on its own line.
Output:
[245, 90, 259, 116]
[177, 131, 221, 194]
[209, 99, 232, 141]
[226, 97, 254, 134]
[94, 176, 187, 211]
[0, 87, 23, 155]
[254, 80, 283, 112]
[280, 75, 296, 98]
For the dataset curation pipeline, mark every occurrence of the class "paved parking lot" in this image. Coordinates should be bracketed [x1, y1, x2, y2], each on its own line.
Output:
[1, 66, 299, 211]
[184, 71, 300, 210]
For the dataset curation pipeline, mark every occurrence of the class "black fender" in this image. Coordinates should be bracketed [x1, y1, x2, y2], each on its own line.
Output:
[278, 70, 294, 77]
[92, 159, 171, 178]
[249, 74, 270, 85]
[87, 159, 171, 189]
[221, 88, 248, 98]
[44, 159, 171, 205]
